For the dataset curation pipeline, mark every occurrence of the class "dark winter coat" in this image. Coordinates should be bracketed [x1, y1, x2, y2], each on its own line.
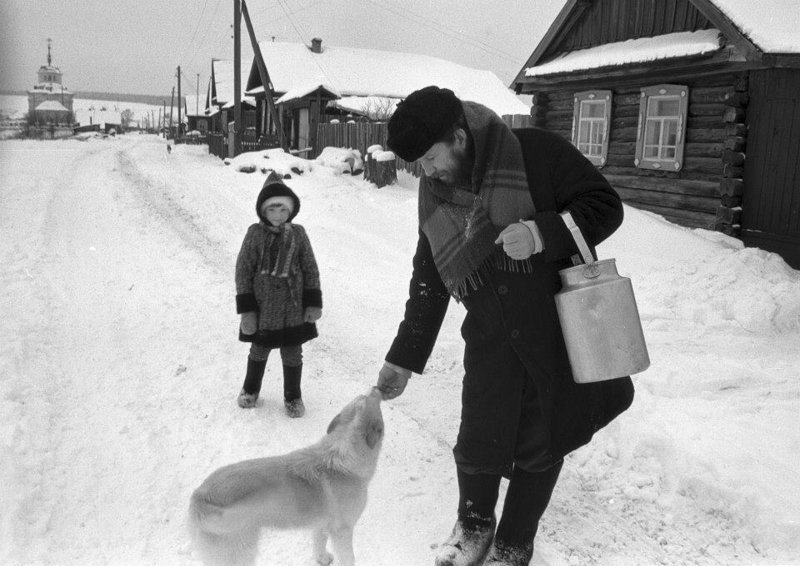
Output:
[235, 182, 321, 348]
[386, 127, 634, 475]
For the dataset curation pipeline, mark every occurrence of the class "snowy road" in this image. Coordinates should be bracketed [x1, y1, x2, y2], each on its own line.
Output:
[2, 136, 798, 565]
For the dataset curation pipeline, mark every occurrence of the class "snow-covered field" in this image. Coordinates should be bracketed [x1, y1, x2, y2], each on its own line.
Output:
[1, 135, 798, 565]
[0, 94, 163, 127]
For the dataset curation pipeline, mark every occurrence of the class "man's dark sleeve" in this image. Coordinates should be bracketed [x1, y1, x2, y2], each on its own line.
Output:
[521, 129, 623, 262]
[385, 230, 451, 374]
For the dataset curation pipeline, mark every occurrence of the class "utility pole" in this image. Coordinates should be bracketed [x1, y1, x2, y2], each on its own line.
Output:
[169, 86, 175, 138]
[161, 101, 165, 136]
[241, 0, 286, 150]
[233, 0, 242, 156]
[196, 73, 200, 115]
[177, 66, 182, 140]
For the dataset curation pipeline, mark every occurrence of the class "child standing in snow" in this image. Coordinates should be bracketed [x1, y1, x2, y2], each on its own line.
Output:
[235, 172, 322, 417]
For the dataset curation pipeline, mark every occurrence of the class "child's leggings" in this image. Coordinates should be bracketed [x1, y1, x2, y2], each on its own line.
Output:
[248, 343, 302, 367]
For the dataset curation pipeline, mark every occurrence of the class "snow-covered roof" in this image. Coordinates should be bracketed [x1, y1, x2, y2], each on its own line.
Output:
[184, 95, 204, 117]
[211, 59, 251, 106]
[249, 41, 529, 117]
[526, 29, 722, 77]
[712, 0, 800, 53]
[274, 82, 340, 105]
[221, 97, 256, 110]
[35, 100, 69, 112]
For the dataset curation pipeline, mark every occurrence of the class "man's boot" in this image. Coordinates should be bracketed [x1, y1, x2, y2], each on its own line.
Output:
[237, 357, 267, 408]
[483, 461, 563, 565]
[283, 364, 305, 418]
[435, 469, 501, 566]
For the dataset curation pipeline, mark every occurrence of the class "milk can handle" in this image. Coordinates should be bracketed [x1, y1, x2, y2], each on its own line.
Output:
[560, 211, 595, 266]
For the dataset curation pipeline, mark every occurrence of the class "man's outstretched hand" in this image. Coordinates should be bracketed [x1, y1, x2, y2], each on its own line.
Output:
[377, 362, 412, 400]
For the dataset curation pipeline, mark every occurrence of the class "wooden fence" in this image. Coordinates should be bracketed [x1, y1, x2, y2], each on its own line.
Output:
[315, 114, 531, 179]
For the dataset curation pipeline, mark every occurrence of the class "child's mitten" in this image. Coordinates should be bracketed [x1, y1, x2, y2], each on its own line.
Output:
[303, 307, 322, 323]
[240, 312, 258, 334]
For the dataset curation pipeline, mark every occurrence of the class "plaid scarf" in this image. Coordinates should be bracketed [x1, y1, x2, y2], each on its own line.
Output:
[419, 101, 535, 300]
[258, 223, 297, 278]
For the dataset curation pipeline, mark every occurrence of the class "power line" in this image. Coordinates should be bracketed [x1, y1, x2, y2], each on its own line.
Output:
[363, 0, 520, 64]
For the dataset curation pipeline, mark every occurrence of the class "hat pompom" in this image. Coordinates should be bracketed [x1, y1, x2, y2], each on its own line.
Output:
[387, 86, 463, 162]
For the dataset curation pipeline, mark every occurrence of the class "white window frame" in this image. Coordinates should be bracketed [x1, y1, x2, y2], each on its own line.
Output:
[571, 90, 612, 166]
[635, 84, 689, 171]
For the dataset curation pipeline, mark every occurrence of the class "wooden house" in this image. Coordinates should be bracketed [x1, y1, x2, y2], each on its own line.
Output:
[207, 59, 257, 135]
[513, 0, 800, 268]
[244, 38, 530, 154]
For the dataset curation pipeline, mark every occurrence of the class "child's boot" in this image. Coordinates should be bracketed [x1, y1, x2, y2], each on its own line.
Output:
[283, 364, 305, 418]
[237, 358, 266, 408]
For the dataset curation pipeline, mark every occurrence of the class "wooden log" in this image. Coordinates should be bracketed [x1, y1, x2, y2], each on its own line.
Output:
[607, 141, 637, 155]
[613, 186, 719, 213]
[722, 150, 745, 166]
[716, 205, 742, 224]
[687, 115, 726, 129]
[723, 92, 750, 107]
[733, 73, 749, 92]
[612, 105, 639, 118]
[689, 86, 736, 104]
[685, 142, 724, 158]
[683, 156, 723, 176]
[723, 136, 746, 151]
[688, 103, 727, 117]
[627, 201, 716, 229]
[723, 163, 744, 178]
[601, 165, 717, 182]
[724, 107, 746, 123]
[725, 123, 748, 137]
[719, 178, 745, 196]
[715, 223, 741, 236]
[611, 116, 641, 129]
[720, 194, 742, 207]
[547, 97, 575, 111]
[686, 127, 728, 143]
[544, 109, 574, 121]
[609, 126, 638, 142]
[613, 93, 641, 106]
[604, 174, 719, 197]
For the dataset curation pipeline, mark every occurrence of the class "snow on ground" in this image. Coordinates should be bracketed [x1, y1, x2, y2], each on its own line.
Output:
[1, 135, 799, 565]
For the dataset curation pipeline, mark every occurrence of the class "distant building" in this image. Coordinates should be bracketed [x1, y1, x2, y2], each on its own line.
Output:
[27, 39, 74, 124]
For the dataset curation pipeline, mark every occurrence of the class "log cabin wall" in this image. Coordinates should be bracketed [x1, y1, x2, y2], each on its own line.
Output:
[532, 71, 749, 230]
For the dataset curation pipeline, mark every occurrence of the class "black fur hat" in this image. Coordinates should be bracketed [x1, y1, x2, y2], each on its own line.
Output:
[256, 171, 300, 223]
[387, 86, 463, 162]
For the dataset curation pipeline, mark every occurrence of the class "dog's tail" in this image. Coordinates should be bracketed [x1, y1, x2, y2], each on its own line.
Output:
[188, 493, 260, 566]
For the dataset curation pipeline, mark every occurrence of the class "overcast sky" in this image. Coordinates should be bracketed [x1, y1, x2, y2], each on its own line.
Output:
[0, 0, 565, 98]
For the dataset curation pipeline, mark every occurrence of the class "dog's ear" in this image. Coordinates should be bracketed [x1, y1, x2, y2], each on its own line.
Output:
[365, 421, 383, 449]
[327, 413, 342, 434]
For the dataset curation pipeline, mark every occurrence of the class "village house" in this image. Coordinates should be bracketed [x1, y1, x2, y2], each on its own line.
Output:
[512, 0, 800, 268]
[243, 38, 530, 155]
[206, 58, 256, 136]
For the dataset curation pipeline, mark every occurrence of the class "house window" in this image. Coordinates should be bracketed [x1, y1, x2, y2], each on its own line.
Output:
[635, 84, 689, 171]
[572, 90, 611, 166]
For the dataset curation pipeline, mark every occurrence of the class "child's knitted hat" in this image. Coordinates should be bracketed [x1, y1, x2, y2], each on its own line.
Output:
[256, 171, 301, 223]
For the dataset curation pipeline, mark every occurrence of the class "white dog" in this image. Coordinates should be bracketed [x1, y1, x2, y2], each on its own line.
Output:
[188, 388, 384, 566]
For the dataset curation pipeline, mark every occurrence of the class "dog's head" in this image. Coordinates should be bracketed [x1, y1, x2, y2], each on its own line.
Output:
[327, 387, 385, 452]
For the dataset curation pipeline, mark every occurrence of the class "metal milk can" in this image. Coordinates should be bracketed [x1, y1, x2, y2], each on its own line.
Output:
[554, 212, 650, 383]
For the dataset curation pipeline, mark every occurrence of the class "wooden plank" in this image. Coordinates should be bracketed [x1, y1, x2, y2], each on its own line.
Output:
[688, 103, 727, 117]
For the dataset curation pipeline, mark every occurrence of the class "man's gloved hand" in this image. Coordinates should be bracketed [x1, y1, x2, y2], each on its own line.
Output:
[494, 220, 545, 260]
[240, 312, 258, 335]
[304, 306, 322, 323]
[377, 362, 412, 400]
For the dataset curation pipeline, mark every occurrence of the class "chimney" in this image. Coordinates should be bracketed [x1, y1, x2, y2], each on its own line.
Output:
[310, 38, 322, 53]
